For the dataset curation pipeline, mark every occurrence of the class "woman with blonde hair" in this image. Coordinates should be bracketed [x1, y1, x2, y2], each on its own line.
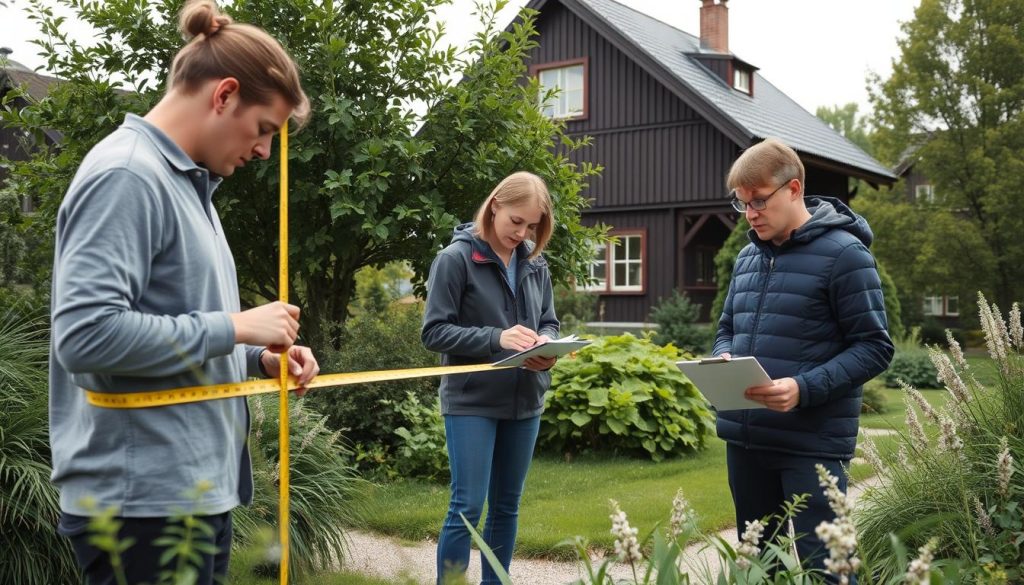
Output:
[423, 171, 560, 584]
[49, 1, 317, 583]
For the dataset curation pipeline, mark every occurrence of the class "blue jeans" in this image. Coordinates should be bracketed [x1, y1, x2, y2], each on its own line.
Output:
[726, 444, 854, 585]
[436, 415, 540, 585]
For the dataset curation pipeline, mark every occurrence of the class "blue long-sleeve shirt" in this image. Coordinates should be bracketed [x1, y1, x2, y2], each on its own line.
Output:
[49, 114, 262, 517]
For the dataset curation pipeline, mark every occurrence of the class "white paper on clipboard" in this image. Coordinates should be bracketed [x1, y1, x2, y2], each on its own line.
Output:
[676, 356, 770, 411]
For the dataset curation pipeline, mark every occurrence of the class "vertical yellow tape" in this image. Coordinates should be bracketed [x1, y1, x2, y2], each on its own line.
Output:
[278, 120, 290, 585]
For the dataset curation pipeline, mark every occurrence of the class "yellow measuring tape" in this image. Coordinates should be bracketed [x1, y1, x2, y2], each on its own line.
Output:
[84, 362, 511, 409]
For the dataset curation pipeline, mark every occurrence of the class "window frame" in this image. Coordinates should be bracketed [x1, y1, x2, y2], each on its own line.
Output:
[733, 66, 751, 94]
[530, 57, 589, 121]
[576, 229, 647, 295]
[915, 183, 935, 204]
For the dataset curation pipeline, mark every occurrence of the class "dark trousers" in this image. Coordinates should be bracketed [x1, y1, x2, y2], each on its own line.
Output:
[60, 511, 233, 585]
[726, 443, 854, 584]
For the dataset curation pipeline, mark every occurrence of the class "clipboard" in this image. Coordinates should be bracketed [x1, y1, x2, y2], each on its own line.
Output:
[676, 356, 770, 411]
[493, 335, 591, 367]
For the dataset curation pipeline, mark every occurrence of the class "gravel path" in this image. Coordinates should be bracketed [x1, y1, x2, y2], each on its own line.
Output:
[341, 476, 881, 584]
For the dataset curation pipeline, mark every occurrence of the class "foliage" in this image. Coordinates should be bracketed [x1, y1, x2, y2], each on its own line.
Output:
[816, 102, 874, 155]
[869, 0, 1024, 311]
[648, 290, 711, 354]
[876, 259, 906, 341]
[0, 0, 605, 349]
[352, 261, 413, 315]
[540, 334, 715, 462]
[391, 392, 449, 482]
[0, 307, 79, 585]
[553, 283, 597, 336]
[306, 303, 441, 478]
[861, 381, 888, 415]
[852, 187, 990, 330]
[237, 394, 366, 579]
[883, 328, 942, 389]
[710, 217, 750, 327]
[858, 294, 1024, 581]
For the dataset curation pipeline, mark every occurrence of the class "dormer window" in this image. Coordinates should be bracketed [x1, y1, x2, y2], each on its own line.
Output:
[733, 66, 751, 94]
[532, 58, 588, 120]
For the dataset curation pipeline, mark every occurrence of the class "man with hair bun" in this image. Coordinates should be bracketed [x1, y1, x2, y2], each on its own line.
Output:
[48, 1, 315, 582]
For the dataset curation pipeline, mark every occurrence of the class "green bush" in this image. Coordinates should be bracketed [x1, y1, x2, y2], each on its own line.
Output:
[0, 307, 79, 585]
[553, 283, 597, 336]
[540, 334, 716, 461]
[860, 380, 887, 414]
[876, 260, 905, 341]
[307, 303, 440, 477]
[648, 290, 712, 354]
[710, 218, 750, 324]
[391, 393, 449, 482]
[883, 328, 941, 388]
[919, 318, 964, 347]
[236, 395, 366, 578]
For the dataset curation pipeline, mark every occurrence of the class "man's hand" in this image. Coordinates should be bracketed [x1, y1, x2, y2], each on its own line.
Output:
[523, 335, 556, 371]
[500, 325, 540, 352]
[745, 377, 799, 412]
[231, 301, 300, 353]
[260, 345, 320, 396]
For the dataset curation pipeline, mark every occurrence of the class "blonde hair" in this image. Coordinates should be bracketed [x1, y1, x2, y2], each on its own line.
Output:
[169, 0, 310, 127]
[473, 172, 554, 259]
[726, 137, 805, 193]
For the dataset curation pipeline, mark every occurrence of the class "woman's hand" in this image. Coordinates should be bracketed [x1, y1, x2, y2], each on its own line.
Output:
[500, 325, 540, 351]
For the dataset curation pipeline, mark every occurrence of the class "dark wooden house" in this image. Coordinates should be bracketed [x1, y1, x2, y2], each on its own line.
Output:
[521, 0, 897, 325]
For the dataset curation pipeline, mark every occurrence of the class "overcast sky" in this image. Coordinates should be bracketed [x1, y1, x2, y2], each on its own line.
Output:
[1, 0, 919, 116]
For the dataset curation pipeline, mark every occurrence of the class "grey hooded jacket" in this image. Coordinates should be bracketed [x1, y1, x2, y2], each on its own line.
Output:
[422, 223, 559, 419]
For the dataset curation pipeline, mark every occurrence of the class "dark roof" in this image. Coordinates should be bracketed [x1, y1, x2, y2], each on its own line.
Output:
[526, 0, 897, 184]
[1, 60, 61, 102]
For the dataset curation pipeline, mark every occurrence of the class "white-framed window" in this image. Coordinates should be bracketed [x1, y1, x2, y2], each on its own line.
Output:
[923, 295, 959, 317]
[536, 61, 586, 119]
[923, 295, 943, 316]
[733, 67, 751, 93]
[577, 231, 646, 294]
[915, 184, 935, 204]
[576, 242, 607, 292]
[611, 234, 643, 292]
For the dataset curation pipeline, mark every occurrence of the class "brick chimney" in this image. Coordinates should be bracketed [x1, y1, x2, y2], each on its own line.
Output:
[699, 0, 729, 53]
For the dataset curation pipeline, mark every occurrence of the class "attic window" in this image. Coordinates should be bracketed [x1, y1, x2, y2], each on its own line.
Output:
[733, 66, 751, 94]
[532, 58, 588, 120]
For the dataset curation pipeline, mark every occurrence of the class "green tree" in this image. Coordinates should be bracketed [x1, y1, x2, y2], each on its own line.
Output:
[709, 217, 749, 325]
[852, 187, 995, 328]
[1, 0, 604, 348]
[870, 0, 1024, 309]
[815, 102, 874, 155]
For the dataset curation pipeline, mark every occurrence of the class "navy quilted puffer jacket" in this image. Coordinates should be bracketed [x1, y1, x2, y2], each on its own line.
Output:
[712, 196, 894, 459]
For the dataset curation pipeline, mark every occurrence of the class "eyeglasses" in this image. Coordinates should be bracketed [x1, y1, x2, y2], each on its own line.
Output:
[729, 179, 794, 213]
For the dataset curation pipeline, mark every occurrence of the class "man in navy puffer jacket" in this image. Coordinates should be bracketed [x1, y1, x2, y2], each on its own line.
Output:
[713, 138, 894, 579]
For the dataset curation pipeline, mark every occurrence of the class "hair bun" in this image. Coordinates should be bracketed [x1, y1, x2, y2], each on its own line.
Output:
[179, 0, 233, 40]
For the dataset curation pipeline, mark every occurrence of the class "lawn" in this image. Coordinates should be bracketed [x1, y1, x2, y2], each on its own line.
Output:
[354, 440, 734, 560]
[230, 546, 415, 585]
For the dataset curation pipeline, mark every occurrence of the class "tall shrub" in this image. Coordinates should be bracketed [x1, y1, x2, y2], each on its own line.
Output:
[648, 290, 711, 354]
[857, 293, 1024, 580]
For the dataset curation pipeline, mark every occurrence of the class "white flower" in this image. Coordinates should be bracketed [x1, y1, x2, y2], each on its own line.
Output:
[735, 519, 764, 570]
[815, 465, 860, 584]
[609, 500, 642, 563]
[668, 488, 694, 540]
[946, 329, 968, 370]
[928, 349, 970, 404]
[900, 379, 940, 424]
[858, 429, 885, 473]
[1010, 303, 1023, 351]
[904, 395, 929, 452]
[904, 538, 938, 584]
[937, 414, 963, 454]
[997, 437, 1014, 500]
[973, 496, 993, 536]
